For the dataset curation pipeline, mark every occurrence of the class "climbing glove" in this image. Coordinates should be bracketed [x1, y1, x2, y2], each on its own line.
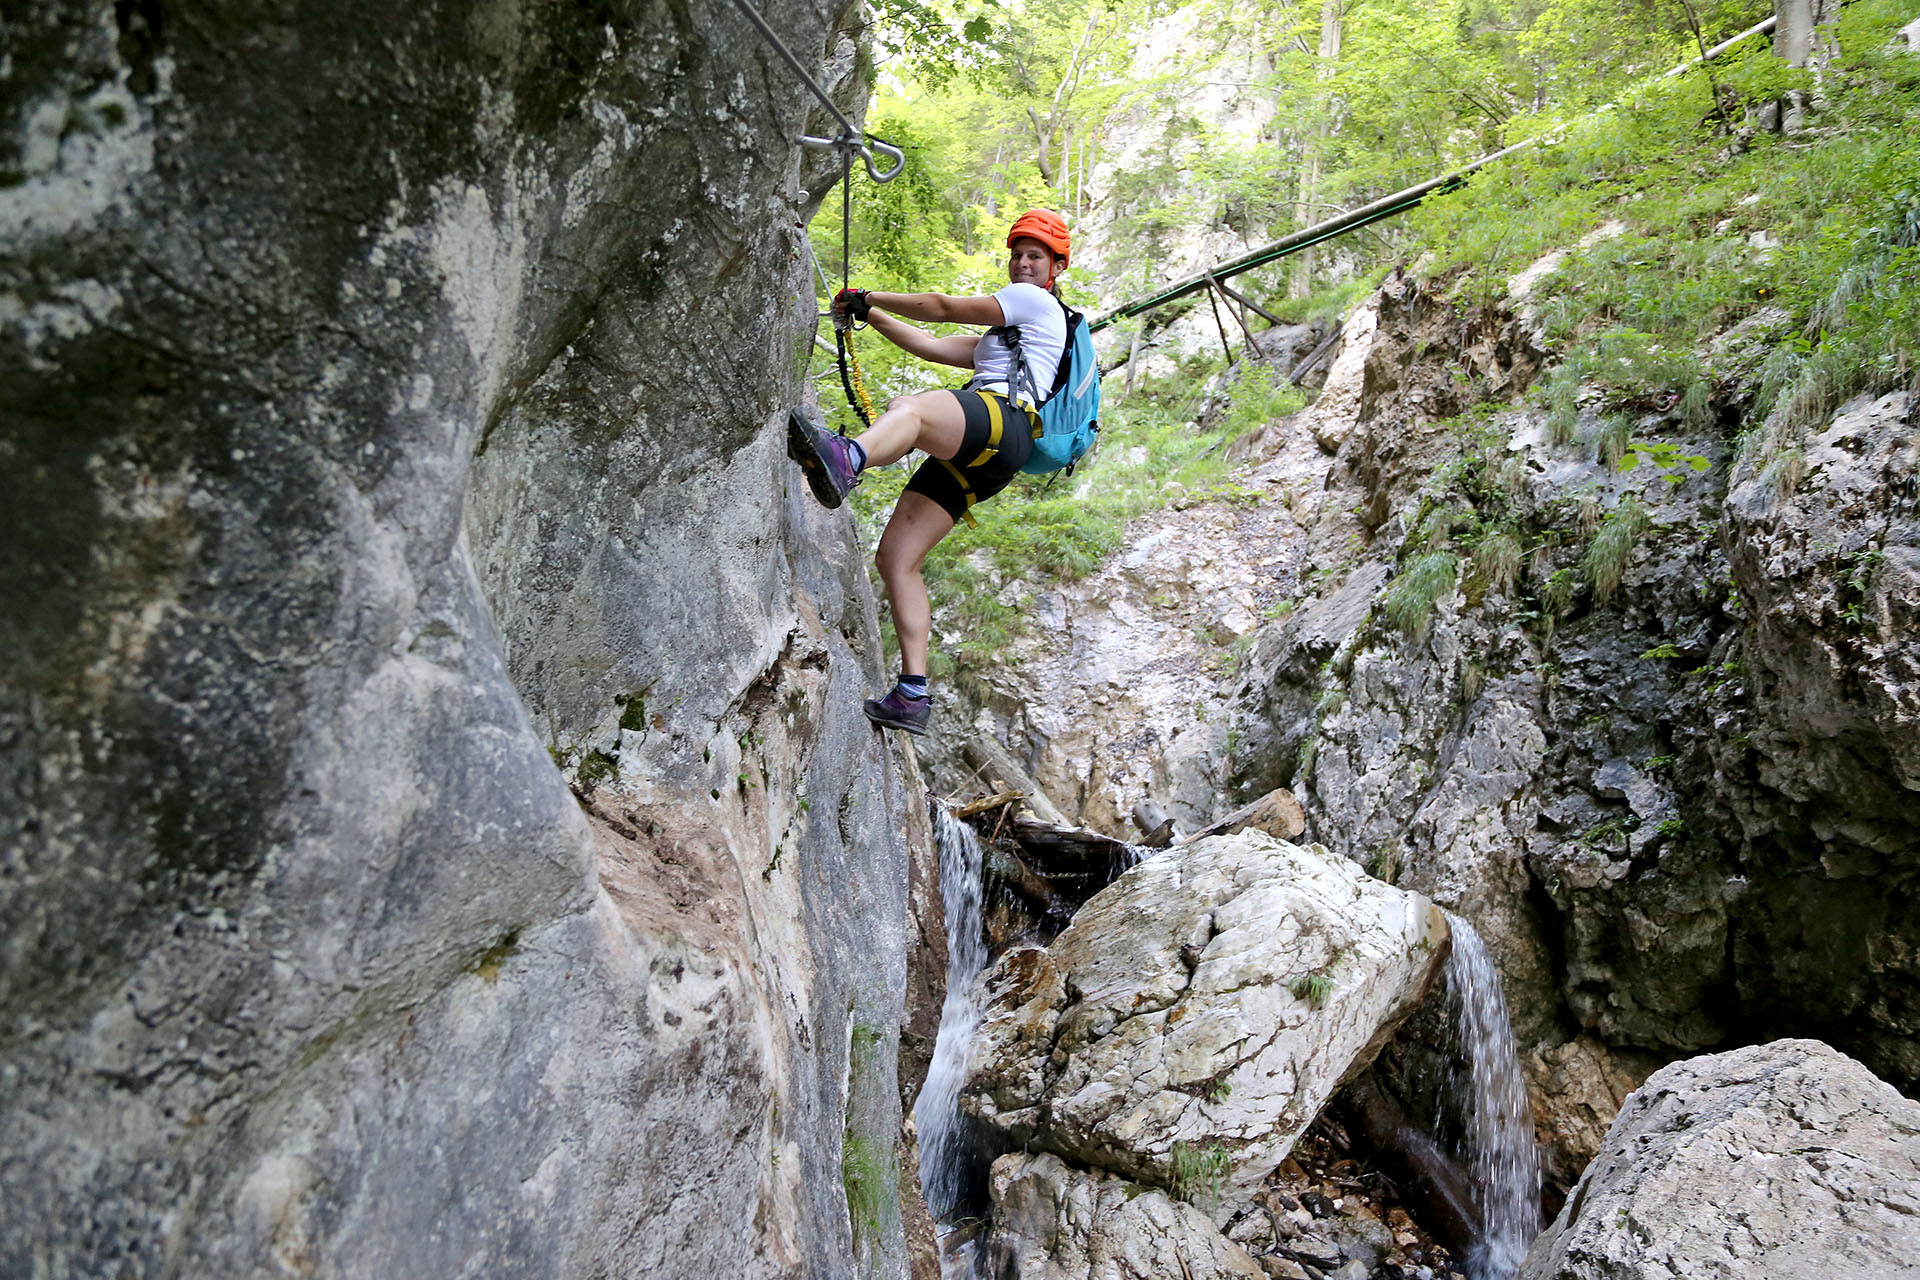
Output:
[835, 287, 872, 322]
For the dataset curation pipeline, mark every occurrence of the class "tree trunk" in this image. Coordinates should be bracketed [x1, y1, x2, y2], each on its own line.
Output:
[1292, 0, 1345, 298]
[1028, 106, 1056, 185]
[1772, 0, 1839, 71]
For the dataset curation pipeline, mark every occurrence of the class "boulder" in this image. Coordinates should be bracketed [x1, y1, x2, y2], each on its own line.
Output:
[982, 1151, 1266, 1280]
[1521, 1039, 1920, 1279]
[963, 832, 1449, 1199]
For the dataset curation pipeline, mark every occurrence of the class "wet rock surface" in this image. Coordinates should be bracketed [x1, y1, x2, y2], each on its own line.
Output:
[1521, 1039, 1920, 1280]
[2, 2, 933, 1276]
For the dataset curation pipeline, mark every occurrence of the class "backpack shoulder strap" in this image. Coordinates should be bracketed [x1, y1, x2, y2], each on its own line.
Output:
[1048, 300, 1083, 399]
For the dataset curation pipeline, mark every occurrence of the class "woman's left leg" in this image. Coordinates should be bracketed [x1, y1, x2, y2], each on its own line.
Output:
[874, 490, 956, 678]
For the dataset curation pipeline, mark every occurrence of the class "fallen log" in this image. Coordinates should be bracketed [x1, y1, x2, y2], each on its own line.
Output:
[1178, 787, 1306, 845]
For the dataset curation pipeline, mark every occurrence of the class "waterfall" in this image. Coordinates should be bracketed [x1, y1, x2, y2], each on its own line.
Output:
[916, 803, 992, 1222]
[1443, 912, 1542, 1280]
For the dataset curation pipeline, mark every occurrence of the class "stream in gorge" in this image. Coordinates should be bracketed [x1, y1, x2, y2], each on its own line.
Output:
[1442, 913, 1543, 1280]
[917, 805, 993, 1231]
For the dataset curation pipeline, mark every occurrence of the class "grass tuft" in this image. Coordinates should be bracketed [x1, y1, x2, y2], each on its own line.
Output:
[1383, 551, 1460, 637]
[1547, 371, 1580, 447]
[1582, 496, 1652, 605]
[1593, 414, 1632, 470]
[1288, 972, 1334, 1009]
[841, 1133, 897, 1240]
[1470, 530, 1524, 600]
[1170, 1140, 1232, 1211]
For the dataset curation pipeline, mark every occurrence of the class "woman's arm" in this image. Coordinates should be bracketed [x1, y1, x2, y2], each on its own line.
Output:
[865, 290, 1005, 328]
[864, 310, 979, 369]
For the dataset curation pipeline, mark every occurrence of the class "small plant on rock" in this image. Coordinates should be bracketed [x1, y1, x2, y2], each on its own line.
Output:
[1169, 1140, 1232, 1212]
[841, 1133, 897, 1240]
[1289, 972, 1334, 1010]
[1469, 530, 1524, 600]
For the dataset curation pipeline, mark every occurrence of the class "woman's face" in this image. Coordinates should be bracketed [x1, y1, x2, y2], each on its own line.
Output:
[1008, 237, 1062, 286]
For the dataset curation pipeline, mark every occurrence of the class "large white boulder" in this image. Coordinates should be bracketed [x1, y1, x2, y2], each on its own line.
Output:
[981, 1151, 1267, 1280]
[962, 832, 1449, 1199]
[1522, 1039, 1920, 1279]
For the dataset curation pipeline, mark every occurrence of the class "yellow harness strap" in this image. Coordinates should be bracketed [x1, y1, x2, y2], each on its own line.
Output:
[937, 459, 979, 527]
[966, 393, 1006, 469]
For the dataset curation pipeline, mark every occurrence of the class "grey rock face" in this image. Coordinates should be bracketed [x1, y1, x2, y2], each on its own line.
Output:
[1521, 1039, 1920, 1280]
[962, 833, 1449, 1199]
[2, 2, 931, 1277]
[981, 1151, 1267, 1280]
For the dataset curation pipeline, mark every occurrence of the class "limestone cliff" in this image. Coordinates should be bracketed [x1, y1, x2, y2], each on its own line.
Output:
[1, 2, 935, 1276]
[1229, 279, 1918, 1110]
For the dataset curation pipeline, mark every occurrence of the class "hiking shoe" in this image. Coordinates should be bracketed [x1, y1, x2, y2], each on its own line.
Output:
[787, 408, 860, 509]
[863, 685, 931, 736]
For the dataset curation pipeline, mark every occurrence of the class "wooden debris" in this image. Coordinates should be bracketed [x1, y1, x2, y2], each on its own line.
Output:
[961, 737, 1067, 825]
[1130, 798, 1179, 848]
[953, 790, 1026, 819]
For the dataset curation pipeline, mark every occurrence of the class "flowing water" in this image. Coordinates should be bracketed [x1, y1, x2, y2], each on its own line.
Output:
[1443, 912, 1542, 1280]
[916, 806, 1158, 1275]
[916, 804, 992, 1223]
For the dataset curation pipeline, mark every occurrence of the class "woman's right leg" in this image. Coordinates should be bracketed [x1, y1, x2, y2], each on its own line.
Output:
[857, 390, 968, 467]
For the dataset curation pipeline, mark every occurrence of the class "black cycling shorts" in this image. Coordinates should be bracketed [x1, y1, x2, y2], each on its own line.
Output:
[903, 389, 1035, 524]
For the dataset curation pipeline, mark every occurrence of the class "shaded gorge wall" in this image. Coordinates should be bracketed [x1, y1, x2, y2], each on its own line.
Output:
[1, 2, 938, 1276]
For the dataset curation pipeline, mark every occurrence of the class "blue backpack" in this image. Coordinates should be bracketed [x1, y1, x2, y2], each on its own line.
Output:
[995, 300, 1101, 475]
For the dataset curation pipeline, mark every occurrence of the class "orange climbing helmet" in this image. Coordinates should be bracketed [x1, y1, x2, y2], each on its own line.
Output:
[1007, 209, 1071, 266]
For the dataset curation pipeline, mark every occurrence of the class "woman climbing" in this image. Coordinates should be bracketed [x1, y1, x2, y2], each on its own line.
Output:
[787, 209, 1075, 737]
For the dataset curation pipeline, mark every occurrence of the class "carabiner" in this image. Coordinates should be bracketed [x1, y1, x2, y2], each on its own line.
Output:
[801, 130, 906, 184]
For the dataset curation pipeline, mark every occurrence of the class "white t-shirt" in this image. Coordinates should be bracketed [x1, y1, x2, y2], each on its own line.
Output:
[971, 282, 1067, 402]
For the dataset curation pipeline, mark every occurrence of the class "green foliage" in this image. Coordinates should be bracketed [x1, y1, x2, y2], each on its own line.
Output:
[1543, 366, 1582, 446]
[1540, 567, 1577, 617]
[1468, 530, 1524, 600]
[1220, 362, 1309, 439]
[1409, 0, 1917, 437]
[576, 750, 618, 787]
[1169, 1140, 1232, 1210]
[1593, 413, 1632, 470]
[804, 0, 1918, 694]
[841, 1133, 898, 1239]
[1620, 438, 1712, 482]
[1295, 731, 1319, 783]
[1368, 842, 1402, 885]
